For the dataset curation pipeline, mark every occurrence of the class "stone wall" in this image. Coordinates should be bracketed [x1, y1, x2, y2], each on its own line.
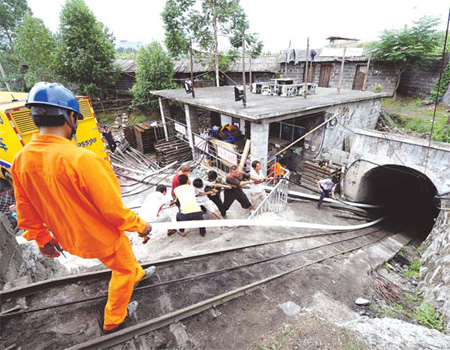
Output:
[419, 209, 450, 333]
[303, 99, 382, 162]
[0, 214, 24, 288]
[398, 54, 450, 99]
[282, 62, 397, 93]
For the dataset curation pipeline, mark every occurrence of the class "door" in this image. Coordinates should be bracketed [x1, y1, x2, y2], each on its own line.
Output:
[303, 63, 316, 83]
[352, 65, 366, 90]
[318, 65, 332, 87]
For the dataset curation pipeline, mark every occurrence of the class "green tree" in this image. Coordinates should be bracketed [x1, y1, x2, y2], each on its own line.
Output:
[15, 15, 57, 87]
[131, 41, 177, 111]
[55, 0, 118, 98]
[370, 16, 441, 100]
[0, 0, 31, 91]
[0, 0, 31, 51]
[161, 0, 262, 86]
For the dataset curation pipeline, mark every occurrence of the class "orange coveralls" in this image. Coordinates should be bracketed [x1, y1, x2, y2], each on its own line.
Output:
[12, 134, 147, 331]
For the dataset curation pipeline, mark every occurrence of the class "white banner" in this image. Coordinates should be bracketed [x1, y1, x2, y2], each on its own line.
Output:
[217, 146, 238, 164]
[174, 122, 186, 135]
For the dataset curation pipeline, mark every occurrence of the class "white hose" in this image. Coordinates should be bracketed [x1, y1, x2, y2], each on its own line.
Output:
[284, 189, 384, 209]
[151, 217, 385, 232]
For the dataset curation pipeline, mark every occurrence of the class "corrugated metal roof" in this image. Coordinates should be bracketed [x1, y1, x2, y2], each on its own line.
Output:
[114, 59, 137, 73]
[114, 56, 280, 74]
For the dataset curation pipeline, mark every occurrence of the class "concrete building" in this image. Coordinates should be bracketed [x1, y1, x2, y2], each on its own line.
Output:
[151, 86, 389, 175]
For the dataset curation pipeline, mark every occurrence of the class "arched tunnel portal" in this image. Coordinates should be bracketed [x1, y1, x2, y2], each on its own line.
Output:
[355, 165, 439, 231]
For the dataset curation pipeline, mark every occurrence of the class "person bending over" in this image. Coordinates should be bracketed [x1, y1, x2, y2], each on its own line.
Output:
[317, 176, 338, 209]
[193, 178, 224, 220]
[139, 184, 176, 236]
[223, 165, 254, 216]
[174, 175, 206, 236]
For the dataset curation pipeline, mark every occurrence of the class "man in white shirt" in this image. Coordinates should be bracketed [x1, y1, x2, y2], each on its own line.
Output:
[192, 178, 224, 220]
[139, 185, 176, 236]
[316, 176, 338, 209]
[250, 160, 269, 208]
[174, 175, 206, 237]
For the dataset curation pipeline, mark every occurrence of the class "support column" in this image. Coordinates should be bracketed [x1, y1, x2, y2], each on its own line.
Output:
[184, 104, 200, 159]
[158, 97, 170, 141]
[250, 121, 269, 176]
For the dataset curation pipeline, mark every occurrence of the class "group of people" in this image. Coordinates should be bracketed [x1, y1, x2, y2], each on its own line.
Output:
[13, 82, 341, 336]
[139, 161, 270, 237]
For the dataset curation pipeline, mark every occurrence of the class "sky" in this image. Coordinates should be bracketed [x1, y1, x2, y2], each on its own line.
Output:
[27, 0, 449, 52]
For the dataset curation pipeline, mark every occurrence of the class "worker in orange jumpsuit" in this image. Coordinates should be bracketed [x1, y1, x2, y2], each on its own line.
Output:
[12, 82, 154, 334]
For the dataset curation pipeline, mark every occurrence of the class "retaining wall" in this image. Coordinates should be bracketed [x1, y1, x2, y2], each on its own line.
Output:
[419, 209, 450, 333]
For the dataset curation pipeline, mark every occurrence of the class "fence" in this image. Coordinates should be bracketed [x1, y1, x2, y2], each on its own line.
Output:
[164, 117, 243, 173]
[249, 167, 290, 219]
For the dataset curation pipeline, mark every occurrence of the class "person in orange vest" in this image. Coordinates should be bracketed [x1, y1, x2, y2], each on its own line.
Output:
[11, 82, 154, 334]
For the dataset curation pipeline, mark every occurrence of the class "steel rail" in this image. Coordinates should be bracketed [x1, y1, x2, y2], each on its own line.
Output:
[0, 217, 384, 300]
[1, 227, 382, 319]
[66, 228, 396, 350]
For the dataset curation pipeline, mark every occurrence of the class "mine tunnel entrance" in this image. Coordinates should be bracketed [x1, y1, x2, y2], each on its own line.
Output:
[356, 165, 439, 232]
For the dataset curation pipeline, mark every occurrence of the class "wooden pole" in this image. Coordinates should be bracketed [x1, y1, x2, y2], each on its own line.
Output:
[249, 54, 252, 92]
[238, 139, 251, 171]
[284, 39, 291, 77]
[189, 38, 195, 98]
[242, 32, 247, 108]
[337, 47, 346, 95]
[304, 37, 310, 99]
[362, 53, 371, 91]
[213, 0, 220, 87]
[268, 109, 346, 162]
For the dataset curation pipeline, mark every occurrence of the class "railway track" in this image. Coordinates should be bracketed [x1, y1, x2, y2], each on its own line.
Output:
[0, 219, 405, 350]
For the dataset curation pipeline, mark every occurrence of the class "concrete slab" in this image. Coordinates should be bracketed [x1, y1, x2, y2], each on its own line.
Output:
[151, 86, 390, 122]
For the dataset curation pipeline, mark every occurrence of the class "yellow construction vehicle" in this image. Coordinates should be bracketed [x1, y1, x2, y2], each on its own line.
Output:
[0, 91, 109, 185]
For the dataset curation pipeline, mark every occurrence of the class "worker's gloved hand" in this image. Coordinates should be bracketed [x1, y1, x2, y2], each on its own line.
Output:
[39, 238, 63, 258]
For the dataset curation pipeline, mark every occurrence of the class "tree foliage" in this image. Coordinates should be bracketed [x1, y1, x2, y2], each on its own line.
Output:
[132, 41, 177, 111]
[0, 0, 31, 51]
[370, 16, 441, 99]
[15, 15, 57, 87]
[55, 0, 118, 98]
[161, 0, 262, 75]
[0, 0, 31, 91]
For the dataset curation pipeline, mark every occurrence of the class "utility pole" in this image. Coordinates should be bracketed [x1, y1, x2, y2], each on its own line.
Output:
[337, 47, 346, 95]
[362, 53, 372, 91]
[212, 0, 220, 87]
[249, 54, 252, 92]
[284, 39, 291, 77]
[242, 31, 247, 108]
[304, 37, 310, 99]
[189, 38, 195, 98]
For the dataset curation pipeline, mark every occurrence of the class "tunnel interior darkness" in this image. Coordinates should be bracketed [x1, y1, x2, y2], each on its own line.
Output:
[356, 165, 439, 231]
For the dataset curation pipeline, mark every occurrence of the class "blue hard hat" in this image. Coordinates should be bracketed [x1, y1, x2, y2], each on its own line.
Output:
[26, 82, 84, 120]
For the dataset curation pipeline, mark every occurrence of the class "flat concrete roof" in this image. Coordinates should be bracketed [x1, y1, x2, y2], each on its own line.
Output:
[151, 86, 390, 122]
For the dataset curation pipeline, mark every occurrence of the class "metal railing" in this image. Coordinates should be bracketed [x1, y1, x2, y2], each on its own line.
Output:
[249, 167, 290, 219]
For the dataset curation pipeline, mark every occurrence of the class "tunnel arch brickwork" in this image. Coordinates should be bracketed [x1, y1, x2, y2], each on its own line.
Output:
[344, 129, 450, 201]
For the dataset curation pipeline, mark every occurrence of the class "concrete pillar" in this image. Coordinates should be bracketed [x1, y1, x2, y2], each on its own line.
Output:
[250, 121, 269, 175]
[158, 97, 170, 141]
[184, 104, 200, 159]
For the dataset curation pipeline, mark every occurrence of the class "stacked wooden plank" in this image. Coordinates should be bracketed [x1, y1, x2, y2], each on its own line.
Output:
[155, 138, 192, 166]
[134, 123, 166, 154]
[123, 126, 137, 149]
[300, 160, 342, 192]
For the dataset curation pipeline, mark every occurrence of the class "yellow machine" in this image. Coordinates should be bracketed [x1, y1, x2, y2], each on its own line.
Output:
[0, 91, 109, 183]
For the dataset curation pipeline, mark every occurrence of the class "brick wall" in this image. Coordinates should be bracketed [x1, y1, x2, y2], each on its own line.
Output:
[281, 61, 397, 93]
[398, 54, 450, 99]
